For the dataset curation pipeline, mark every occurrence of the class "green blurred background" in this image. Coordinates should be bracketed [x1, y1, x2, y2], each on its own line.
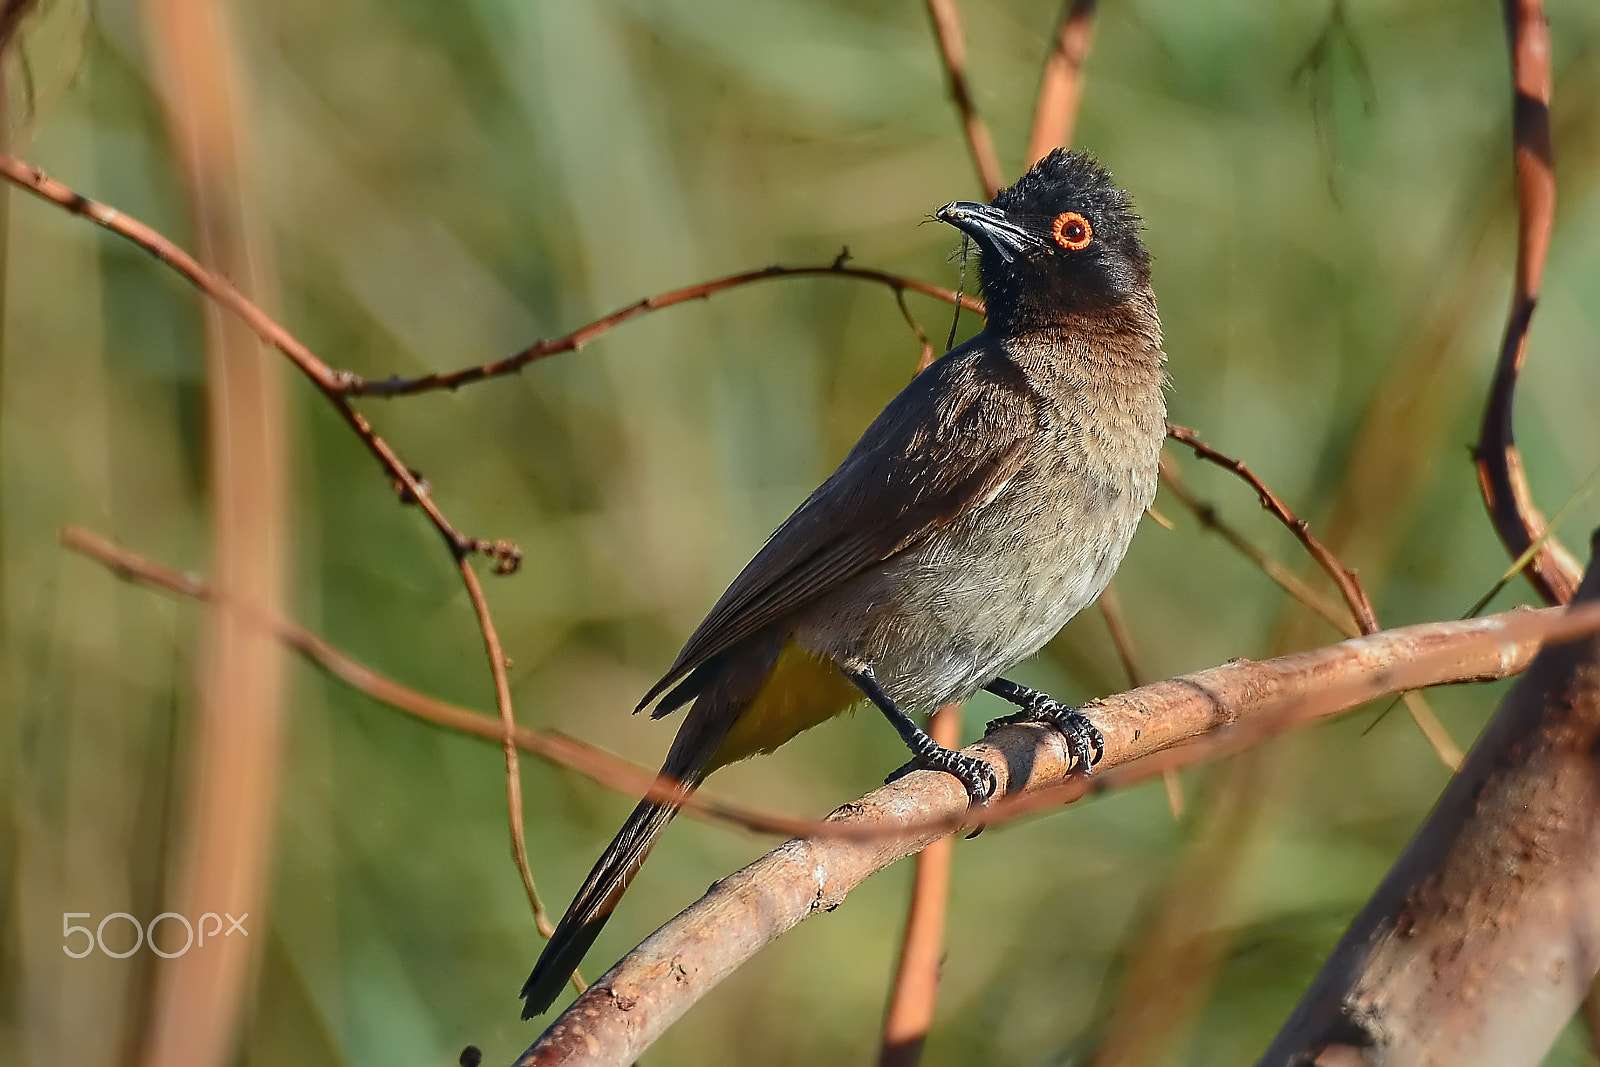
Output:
[4, 0, 1600, 1063]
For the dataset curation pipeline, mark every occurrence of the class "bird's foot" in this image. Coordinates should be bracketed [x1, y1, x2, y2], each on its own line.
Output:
[988, 697, 1103, 774]
[887, 738, 998, 807]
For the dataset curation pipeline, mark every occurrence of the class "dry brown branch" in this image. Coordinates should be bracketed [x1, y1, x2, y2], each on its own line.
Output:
[0, 148, 550, 977]
[0, 151, 520, 574]
[58, 525, 833, 841]
[878, 702, 960, 1067]
[1158, 453, 1356, 638]
[1026, 0, 1099, 165]
[923, 0, 1004, 197]
[1259, 537, 1600, 1065]
[1165, 424, 1460, 767]
[135, 5, 284, 1065]
[458, 557, 561, 942]
[514, 601, 1600, 1066]
[335, 264, 982, 399]
[1472, 0, 1583, 605]
[1167, 422, 1378, 633]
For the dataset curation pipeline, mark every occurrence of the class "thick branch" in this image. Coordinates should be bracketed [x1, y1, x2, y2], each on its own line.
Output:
[514, 601, 1600, 1066]
[1259, 535, 1600, 1065]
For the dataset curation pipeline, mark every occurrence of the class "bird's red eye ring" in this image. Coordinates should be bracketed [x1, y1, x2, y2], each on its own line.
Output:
[1051, 211, 1092, 251]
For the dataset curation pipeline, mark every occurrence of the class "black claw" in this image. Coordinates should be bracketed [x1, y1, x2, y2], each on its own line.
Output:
[892, 745, 997, 805]
[987, 698, 1103, 775]
[885, 758, 919, 785]
[919, 747, 998, 805]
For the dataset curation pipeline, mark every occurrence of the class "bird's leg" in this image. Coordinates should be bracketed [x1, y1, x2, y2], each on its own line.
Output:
[983, 677, 1103, 774]
[842, 665, 997, 806]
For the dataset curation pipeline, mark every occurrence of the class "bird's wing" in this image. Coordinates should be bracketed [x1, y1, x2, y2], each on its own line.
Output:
[638, 338, 1046, 712]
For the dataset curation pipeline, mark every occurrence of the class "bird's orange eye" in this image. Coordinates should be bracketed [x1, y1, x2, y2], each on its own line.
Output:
[1051, 211, 1092, 251]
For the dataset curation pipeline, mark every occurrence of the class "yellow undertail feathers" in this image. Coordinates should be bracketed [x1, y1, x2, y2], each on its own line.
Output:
[708, 639, 861, 771]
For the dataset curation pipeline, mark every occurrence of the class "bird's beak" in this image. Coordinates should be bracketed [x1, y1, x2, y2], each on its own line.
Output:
[935, 201, 1041, 264]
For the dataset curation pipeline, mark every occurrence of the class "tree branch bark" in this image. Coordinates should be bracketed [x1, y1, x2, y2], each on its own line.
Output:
[512, 599, 1600, 1066]
[1259, 532, 1600, 1066]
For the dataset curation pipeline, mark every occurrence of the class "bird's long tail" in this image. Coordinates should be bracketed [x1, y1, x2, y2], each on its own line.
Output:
[519, 636, 790, 1018]
[518, 783, 693, 1018]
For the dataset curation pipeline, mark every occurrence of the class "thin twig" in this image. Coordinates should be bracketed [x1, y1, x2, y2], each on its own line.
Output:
[1026, 0, 1099, 165]
[1471, 0, 1582, 606]
[0, 152, 522, 572]
[0, 154, 546, 951]
[58, 525, 824, 840]
[923, 0, 1004, 198]
[1158, 454, 1356, 638]
[458, 558, 561, 947]
[335, 264, 983, 399]
[1166, 422, 1378, 632]
[1163, 426, 1461, 769]
[1097, 581, 1144, 688]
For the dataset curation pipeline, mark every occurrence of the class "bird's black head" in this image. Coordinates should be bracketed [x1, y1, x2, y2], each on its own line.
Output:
[936, 149, 1150, 333]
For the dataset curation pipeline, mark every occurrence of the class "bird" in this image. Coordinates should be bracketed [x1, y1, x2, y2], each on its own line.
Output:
[520, 148, 1168, 1018]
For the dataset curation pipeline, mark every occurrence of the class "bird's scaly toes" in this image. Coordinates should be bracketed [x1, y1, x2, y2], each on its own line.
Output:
[988, 699, 1104, 775]
[916, 747, 998, 806]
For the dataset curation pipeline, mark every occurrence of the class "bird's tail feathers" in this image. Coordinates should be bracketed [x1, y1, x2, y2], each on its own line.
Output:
[521, 638, 780, 1019]
[518, 788, 688, 1017]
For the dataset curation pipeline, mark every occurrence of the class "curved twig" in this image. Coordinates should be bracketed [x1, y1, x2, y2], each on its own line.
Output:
[0, 154, 546, 931]
[1158, 454, 1355, 638]
[0, 152, 518, 572]
[333, 265, 983, 399]
[1167, 422, 1379, 633]
[1164, 424, 1461, 767]
[58, 524, 832, 840]
[1471, 0, 1582, 606]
